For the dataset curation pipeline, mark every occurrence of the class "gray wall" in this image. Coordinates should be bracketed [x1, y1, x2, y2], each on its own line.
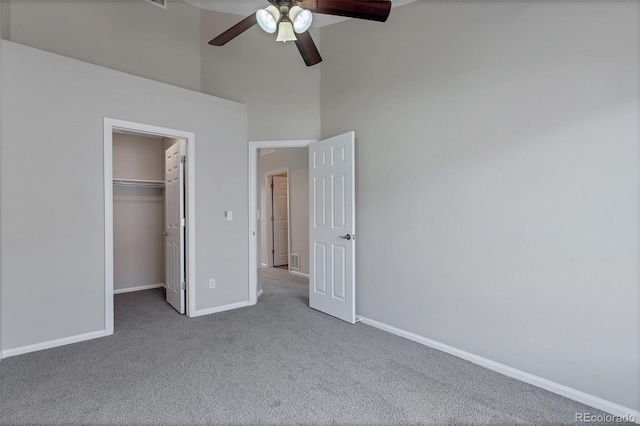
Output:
[2, 0, 201, 91]
[320, 1, 640, 411]
[200, 10, 321, 142]
[0, 40, 248, 350]
[259, 148, 309, 274]
[1, 2, 322, 142]
[112, 134, 165, 292]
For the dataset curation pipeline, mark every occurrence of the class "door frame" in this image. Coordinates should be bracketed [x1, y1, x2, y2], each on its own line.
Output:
[265, 168, 290, 269]
[104, 118, 197, 335]
[248, 140, 315, 305]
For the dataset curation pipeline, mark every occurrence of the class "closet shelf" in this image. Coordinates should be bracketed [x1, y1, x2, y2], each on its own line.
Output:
[113, 178, 165, 189]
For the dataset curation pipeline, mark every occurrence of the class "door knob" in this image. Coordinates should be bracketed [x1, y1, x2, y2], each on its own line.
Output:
[339, 234, 351, 240]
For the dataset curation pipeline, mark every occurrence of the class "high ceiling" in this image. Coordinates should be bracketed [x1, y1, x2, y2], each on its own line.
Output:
[183, 0, 417, 27]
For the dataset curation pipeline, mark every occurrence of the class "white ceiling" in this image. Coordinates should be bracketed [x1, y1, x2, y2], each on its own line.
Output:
[183, 0, 417, 27]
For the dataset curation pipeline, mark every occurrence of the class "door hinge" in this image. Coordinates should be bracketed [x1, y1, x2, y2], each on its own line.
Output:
[272, 249, 275, 254]
[180, 155, 186, 163]
[180, 281, 186, 291]
[181, 218, 186, 227]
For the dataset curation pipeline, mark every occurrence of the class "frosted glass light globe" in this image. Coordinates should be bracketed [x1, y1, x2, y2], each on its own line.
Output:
[276, 20, 297, 42]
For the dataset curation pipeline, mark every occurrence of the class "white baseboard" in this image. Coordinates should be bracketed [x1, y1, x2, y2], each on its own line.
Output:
[290, 271, 309, 279]
[1, 330, 107, 359]
[191, 300, 252, 318]
[257, 289, 264, 298]
[358, 316, 640, 421]
[113, 283, 164, 294]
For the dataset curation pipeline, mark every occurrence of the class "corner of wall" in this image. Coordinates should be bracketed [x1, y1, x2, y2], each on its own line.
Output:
[0, 0, 9, 40]
[0, 19, 4, 359]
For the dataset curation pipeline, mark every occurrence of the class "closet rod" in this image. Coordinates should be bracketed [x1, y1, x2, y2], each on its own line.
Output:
[113, 178, 165, 189]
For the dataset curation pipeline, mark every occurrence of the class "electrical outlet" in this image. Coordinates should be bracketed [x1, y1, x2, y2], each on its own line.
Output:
[209, 278, 216, 289]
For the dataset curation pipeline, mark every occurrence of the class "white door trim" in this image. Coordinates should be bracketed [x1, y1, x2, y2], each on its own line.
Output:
[248, 140, 315, 305]
[265, 168, 290, 269]
[104, 118, 197, 335]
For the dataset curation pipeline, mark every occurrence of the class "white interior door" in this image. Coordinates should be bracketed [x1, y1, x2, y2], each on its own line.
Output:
[165, 140, 186, 314]
[272, 175, 289, 267]
[309, 132, 356, 323]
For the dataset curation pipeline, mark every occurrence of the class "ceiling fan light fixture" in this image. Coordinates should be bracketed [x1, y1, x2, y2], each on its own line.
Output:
[276, 19, 297, 43]
[256, 5, 280, 34]
[289, 6, 313, 33]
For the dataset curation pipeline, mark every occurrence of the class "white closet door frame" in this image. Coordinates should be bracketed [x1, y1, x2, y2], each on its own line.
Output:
[104, 118, 197, 335]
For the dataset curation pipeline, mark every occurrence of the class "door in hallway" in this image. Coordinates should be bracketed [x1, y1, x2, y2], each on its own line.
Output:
[272, 175, 289, 267]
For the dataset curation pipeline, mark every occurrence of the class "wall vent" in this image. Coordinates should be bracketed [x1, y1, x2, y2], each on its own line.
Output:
[144, 0, 167, 9]
[290, 253, 300, 270]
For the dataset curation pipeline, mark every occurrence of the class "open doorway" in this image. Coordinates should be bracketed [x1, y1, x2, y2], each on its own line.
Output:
[249, 141, 313, 305]
[104, 118, 196, 336]
[111, 133, 188, 316]
[249, 133, 357, 323]
[258, 148, 310, 281]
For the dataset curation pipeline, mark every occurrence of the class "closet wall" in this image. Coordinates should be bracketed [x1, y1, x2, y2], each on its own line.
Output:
[112, 133, 164, 293]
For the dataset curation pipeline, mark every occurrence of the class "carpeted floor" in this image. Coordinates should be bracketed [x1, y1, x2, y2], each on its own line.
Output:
[0, 268, 607, 425]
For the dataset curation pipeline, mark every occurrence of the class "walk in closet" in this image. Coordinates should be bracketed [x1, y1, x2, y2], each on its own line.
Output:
[112, 132, 184, 297]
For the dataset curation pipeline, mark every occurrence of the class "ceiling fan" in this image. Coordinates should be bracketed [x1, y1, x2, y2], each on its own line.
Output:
[208, 0, 392, 67]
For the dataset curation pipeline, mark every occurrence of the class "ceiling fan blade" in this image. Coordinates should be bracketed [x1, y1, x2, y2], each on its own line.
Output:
[295, 31, 322, 67]
[209, 14, 257, 46]
[297, 0, 391, 22]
